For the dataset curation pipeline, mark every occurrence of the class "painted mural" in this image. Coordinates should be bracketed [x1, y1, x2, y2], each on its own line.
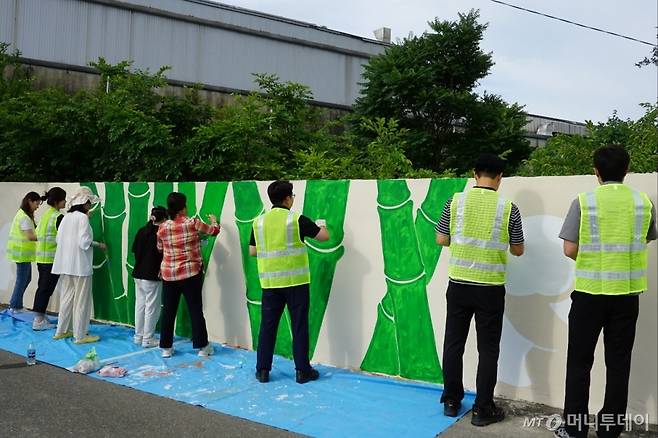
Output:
[0, 176, 656, 421]
[361, 178, 466, 383]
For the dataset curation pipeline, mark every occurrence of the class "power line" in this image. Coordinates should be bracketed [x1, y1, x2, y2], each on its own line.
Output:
[489, 0, 656, 47]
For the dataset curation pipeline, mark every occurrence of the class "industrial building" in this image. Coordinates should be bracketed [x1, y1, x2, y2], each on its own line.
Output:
[0, 0, 586, 142]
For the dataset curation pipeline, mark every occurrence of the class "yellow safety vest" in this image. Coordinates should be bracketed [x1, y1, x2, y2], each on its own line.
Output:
[35, 206, 61, 264]
[448, 189, 512, 285]
[575, 184, 651, 295]
[253, 208, 310, 289]
[7, 209, 36, 263]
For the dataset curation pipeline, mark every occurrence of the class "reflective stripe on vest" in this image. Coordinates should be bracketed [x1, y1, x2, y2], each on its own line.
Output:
[7, 209, 36, 263]
[254, 209, 310, 288]
[35, 207, 60, 264]
[575, 184, 651, 295]
[448, 189, 511, 285]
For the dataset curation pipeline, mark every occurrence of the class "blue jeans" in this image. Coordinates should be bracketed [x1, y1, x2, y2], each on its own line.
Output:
[9, 262, 32, 310]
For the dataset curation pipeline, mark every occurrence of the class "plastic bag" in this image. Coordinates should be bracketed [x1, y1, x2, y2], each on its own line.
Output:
[71, 347, 101, 374]
[98, 365, 127, 378]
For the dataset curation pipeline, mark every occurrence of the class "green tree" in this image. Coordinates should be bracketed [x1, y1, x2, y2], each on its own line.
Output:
[184, 73, 326, 181]
[0, 52, 446, 182]
[517, 104, 657, 176]
[354, 10, 530, 174]
[0, 43, 32, 100]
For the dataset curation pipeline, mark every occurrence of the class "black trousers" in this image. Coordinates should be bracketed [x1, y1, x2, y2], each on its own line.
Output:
[32, 263, 60, 314]
[256, 283, 311, 373]
[159, 273, 209, 349]
[440, 280, 505, 408]
[563, 291, 639, 438]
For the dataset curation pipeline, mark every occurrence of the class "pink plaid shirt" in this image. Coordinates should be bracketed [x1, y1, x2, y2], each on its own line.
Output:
[157, 216, 220, 281]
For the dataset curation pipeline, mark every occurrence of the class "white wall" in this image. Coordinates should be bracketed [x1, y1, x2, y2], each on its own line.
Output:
[0, 175, 656, 419]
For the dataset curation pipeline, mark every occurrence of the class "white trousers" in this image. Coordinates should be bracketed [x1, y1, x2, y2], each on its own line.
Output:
[134, 279, 162, 340]
[55, 274, 93, 341]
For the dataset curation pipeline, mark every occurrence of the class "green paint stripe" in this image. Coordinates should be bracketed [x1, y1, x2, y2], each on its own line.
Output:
[302, 179, 349, 357]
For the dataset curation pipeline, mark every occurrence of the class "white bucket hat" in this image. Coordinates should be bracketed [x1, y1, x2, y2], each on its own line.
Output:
[69, 187, 101, 207]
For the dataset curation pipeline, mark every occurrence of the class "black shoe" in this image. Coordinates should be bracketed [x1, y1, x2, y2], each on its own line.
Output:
[471, 403, 505, 427]
[443, 400, 461, 417]
[295, 368, 319, 384]
[255, 369, 269, 383]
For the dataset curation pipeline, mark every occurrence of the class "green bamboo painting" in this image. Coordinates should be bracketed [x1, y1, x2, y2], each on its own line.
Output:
[152, 182, 173, 209]
[302, 180, 349, 356]
[83, 181, 227, 337]
[415, 179, 467, 284]
[83, 183, 115, 322]
[233, 181, 293, 356]
[102, 183, 128, 324]
[360, 178, 466, 383]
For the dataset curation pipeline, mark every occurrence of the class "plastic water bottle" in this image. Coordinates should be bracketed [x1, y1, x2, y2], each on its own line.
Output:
[27, 343, 36, 366]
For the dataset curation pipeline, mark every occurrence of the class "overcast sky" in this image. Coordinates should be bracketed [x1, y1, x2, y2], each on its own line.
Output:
[219, 0, 656, 123]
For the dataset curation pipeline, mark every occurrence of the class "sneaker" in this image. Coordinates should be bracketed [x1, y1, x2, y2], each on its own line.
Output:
[32, 318, 55, 331]
[255, 369, 270, 383]
[198, 344, 214, 357]
[141, 338, 159, 348]
[471, 403, 505, 427]
[9, 308, 24, 314]
[443, 400, 461, 417]
[53, 331, 73, 340]
[295, 368, 320, 384]
[553, 426, 574, 438]
[161, 348, 173, 358]
[74, 335, 100, 344]
[133, 335, 143, 345]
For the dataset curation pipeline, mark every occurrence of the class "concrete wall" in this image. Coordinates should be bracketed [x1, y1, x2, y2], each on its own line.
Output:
[0, 175, 656, 420]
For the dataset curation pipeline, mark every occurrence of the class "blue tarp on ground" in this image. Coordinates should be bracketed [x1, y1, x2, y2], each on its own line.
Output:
[0, 310, 474, 437]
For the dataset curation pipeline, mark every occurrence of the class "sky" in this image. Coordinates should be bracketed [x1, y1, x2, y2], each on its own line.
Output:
[215, 0, 656, 123]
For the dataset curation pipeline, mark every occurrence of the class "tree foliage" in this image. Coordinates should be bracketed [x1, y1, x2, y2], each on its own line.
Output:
[0, 42, 427, 182]
[354, 10, 530, 174]
[517, 103, 658, 176]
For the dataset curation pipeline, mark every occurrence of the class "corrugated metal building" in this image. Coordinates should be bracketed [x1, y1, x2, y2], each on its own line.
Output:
[524, 114, 588, 147]
[1, 0, 386, 109]
[1, 0, 586, 142]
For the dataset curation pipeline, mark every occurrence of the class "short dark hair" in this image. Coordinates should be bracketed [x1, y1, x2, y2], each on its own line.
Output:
[167, 192, 187, 219]
[593, 144, 630, 182]
[267, 180, 293, 205]
[474, 153, 506, 178]
[42, 187, 67, 207]
[151, 206, 167, 223]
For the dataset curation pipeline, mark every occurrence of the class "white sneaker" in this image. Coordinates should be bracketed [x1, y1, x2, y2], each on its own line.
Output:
[142, 338, 159, 348]
[161, 348, 173, 358]
[133, 335, 143, 345]
[553, 426, 574, 438]
[32, 318, 54, 331]
[198, 344, 214, 357]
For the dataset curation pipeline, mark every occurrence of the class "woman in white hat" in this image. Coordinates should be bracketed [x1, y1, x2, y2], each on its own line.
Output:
[52, 187, 106, 344]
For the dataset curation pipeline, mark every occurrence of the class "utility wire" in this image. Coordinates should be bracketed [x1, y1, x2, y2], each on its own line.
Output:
[489, 0, 657, 47]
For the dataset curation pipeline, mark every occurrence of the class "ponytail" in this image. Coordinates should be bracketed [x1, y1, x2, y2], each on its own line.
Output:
[43, 187, 67, 207]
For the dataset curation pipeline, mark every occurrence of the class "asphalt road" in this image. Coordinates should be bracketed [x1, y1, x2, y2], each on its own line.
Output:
[1, 348, 655, 438]
[0, 349, 300, 438]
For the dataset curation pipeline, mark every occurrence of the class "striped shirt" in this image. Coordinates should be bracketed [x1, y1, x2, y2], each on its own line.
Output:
[157, 216, 220, 282]
[434, 190, 524, 245]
